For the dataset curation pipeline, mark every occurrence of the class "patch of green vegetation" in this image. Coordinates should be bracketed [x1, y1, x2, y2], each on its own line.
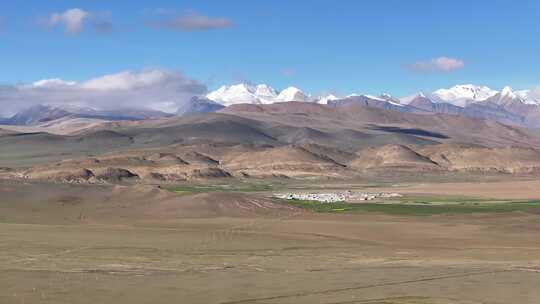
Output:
[281, 199, 540, 216]
[0, 217, 15, 223]
[397, 195, 494, 205]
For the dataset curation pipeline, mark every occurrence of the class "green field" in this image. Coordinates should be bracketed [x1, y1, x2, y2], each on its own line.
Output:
[281, 199, 540, 216]
[162, 182, 540, 216]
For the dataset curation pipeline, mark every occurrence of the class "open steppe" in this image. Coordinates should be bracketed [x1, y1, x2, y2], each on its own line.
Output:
[3, 103, 540, 303]
[4, 2, 540, 302]
[2, 178, 540, 304]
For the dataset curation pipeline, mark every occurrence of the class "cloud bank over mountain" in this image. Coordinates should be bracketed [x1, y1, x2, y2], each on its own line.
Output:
[0, 69, 206, 116]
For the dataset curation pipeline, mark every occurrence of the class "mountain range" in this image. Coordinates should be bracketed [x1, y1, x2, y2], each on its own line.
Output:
[206, 83, 539, 106]
[2, 83, 540, 129]
[4, 100, 540, 182]
[0, 104, 173, 126]
[204, 83, 540, 128]
[206, 83, 310, 105]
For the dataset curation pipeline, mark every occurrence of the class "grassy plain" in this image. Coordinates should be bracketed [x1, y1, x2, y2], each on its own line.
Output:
[282, 198, 540, 215]
[2, 179, 540, 304]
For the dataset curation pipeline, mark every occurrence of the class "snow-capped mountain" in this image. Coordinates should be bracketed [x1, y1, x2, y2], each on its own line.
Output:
[431, 84, 498, 107]
[395, 85, 540, 126]
[276, 87, 310, 102]
[316, 94, 339, 105]
[254, 84, 278, 102]
[206, 84, 309, 105]
[399, 85, 538, 108]
[203, 82, 540, 127]
[205, 82, 540, 108]
[327, 94, 418, 114]
[206, 84, 265, 106]
[380, 93, 400, 103]
[399, 92, 427, 105]
[488, 86, 522, 105]
[484, 86, 540, 106]
[371, 94, 404, 107]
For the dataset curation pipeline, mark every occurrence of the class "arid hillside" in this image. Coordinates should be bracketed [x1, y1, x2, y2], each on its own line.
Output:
[3, 102, 540, 183]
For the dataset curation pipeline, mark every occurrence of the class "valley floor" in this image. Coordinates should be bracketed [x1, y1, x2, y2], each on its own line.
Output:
[2, 179, 540, 303]
[374, 179, 540, 200]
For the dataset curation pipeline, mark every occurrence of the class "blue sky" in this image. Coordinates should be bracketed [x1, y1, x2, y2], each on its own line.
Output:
[1, 0, 539, 96]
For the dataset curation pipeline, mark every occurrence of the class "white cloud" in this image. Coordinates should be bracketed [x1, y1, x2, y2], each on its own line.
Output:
[45, 8, 112, 35]
[32, 78, 76, 87]
[0, 69, 207, 116]
[148, 11, 233, 31]
[407, 56, 465, 73]
[82, 70, 180, 90]
[48, 8, 89, 34]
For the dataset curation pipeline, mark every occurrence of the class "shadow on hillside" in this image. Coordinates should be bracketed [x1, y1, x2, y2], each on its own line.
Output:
[368, 125, 449, 139]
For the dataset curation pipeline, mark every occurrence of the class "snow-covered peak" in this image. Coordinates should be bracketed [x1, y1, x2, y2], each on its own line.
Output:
[487, 86, 520, 105]
[206, 83, 309, 105]
[276, 86, 309, 102]
[317, 94, 339, 105]
[255, 84, 277, 97]
[206, 83, 262, 106]
[254, 84, 278, 104]
[225, 83, 256, 97]
[514, 90, 540, 105]
[431, 84, 497, 106]
[364, 94, 386, 102]
[206, 82, 540, 108]
[380, 93, 396, 100]
[359, 94, 404, 107]
[500, 86, 516, 98]
[489, 86, 540, 105]
[516, 90, 530, 99]
[399, 92, 427, 105]
[379, 93, 404, 106]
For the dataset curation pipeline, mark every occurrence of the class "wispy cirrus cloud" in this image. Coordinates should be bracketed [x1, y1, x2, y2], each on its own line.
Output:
[42, 8, 113, 35]
[0, 69, 207, 116]
[148, 11, 233, 31]
[406, 56, 465, 73]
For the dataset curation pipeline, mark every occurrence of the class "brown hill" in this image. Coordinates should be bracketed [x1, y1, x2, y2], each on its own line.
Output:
[418, 144, 540, 174]
[222, 145, 347, 178]
[223, 102, 540, 148]
[350, 144, 441, 171]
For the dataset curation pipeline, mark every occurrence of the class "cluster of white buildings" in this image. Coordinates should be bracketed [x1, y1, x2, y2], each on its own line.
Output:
[276, 192, 347, 203]
[275, 191, 402, 203]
